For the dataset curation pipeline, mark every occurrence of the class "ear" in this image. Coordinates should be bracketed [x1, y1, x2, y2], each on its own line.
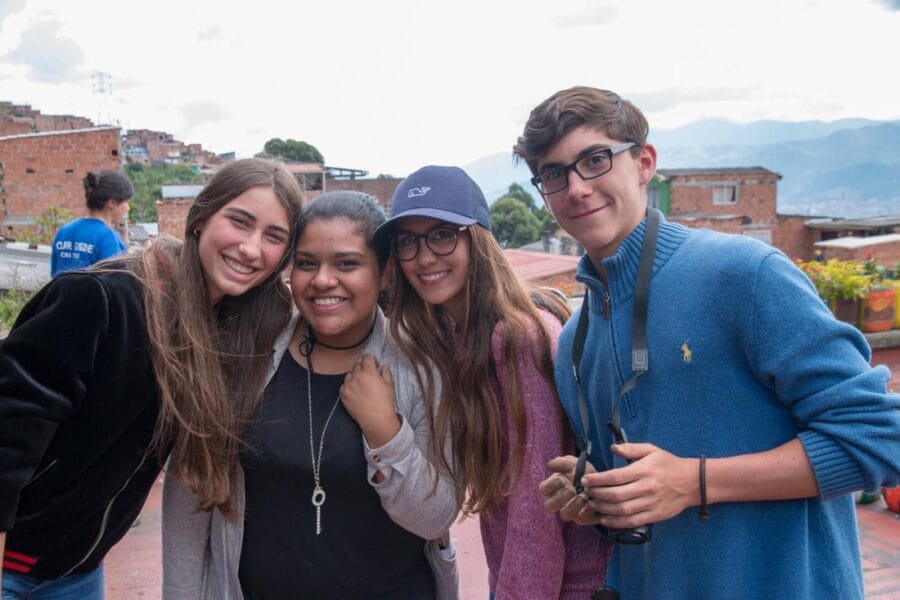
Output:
[637, 143, 657, 187]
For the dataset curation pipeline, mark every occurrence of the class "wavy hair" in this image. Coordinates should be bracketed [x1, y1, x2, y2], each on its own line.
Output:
[513, 86, 649, 173]
[113, 158, 303, 516]
[388, 224, 570, 514]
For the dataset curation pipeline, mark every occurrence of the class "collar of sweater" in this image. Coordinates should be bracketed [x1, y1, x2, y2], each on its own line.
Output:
[575, 214, 688, 310]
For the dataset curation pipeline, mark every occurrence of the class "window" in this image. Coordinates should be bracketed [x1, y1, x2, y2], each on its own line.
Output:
[713, 185, 737, 205]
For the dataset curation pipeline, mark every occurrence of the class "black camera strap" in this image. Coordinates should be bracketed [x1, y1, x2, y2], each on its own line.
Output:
[572, 207, 660, 492]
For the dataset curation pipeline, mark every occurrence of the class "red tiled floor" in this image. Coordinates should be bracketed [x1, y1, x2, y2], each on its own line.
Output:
[106, 478, 900, 599]
[104, 477, 492, 599]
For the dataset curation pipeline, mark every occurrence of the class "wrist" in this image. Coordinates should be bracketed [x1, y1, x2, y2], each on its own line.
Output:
[361, 413, 402, 449]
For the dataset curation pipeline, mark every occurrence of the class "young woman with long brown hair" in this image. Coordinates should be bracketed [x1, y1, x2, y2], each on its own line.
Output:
[162, 191, 459, 600]
[374, 166, 612, 599]
[0, 158, 303, 599]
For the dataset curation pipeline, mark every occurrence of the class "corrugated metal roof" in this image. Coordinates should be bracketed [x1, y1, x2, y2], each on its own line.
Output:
[656, 167, 781, 178]
[814, 233, 900, 249]
[161, 184, 204, 199]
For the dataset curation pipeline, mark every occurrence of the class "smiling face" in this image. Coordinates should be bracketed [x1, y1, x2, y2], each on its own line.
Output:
[290, 217, 387, 346]
[536, 125, 656, 266]
[197, 185, 291, 305]
[394, 216, 470, 321]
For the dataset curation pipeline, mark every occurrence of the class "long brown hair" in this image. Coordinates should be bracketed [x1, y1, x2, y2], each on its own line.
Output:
[388, 225, 570, 514]
[116, 158, 303, 515]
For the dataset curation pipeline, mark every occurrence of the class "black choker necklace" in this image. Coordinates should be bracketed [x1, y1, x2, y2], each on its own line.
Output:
[299, 317, 376, 356]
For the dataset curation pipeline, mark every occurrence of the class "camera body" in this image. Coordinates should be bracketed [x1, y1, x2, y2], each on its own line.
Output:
[596, 523, 653, 545]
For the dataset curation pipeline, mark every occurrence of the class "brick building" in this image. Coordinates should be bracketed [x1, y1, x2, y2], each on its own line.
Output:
[653, 167, 781, 243]
[0, 101, 93, 137]
[0, 127, 123, 238]
[503, 249, 582, 295]
[156, 166, 403, 239]
[123, 129, 225, 168]
[157, 184, 205, 239]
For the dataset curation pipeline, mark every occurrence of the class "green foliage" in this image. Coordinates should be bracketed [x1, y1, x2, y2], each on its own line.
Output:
[490, 196, 542, 248]
[18, 206, 74, 245]
[0, 289, 33, 329]
[796, 258, 873, 305]
[261, 138, 324, 164]
[125, 163, 203, 222]
[503, 183, 554, 234]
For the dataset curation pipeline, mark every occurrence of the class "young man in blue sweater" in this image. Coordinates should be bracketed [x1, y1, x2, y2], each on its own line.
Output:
[514, 86, 900, 599]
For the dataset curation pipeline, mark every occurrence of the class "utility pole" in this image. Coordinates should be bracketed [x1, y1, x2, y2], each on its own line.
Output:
[91, 72, 112, 126]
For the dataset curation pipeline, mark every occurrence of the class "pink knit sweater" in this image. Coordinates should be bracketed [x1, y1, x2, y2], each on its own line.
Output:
[479, 310, 612, 599]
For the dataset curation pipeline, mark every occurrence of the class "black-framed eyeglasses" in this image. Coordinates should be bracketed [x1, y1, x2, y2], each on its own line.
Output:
[531, 142, 636, 196]
[391, 225, 468, 261]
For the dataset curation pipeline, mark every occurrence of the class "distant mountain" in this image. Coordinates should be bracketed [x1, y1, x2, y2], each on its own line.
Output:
[465, 119, 900, 218]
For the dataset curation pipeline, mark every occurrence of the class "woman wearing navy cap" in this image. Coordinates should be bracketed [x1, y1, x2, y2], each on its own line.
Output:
[374, 165, 611, 599]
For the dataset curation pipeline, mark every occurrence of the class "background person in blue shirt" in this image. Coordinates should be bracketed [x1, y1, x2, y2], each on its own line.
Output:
[515, 86, 900, 599]
[50, 169, 134, 276]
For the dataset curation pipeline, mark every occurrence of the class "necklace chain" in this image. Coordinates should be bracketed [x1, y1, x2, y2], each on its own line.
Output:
[303, 319, 373, 536]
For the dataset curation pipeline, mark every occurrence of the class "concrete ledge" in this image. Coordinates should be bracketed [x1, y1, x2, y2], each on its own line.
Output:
[3, 242, 51, 254]
[865, 329, 900, 349]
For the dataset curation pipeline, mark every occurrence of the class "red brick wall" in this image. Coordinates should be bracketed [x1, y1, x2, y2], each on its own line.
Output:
[325, 177, 402, 210]
[34, 115, 94, 131]
[668, 214, 746, 234]
[668, 172, 778, 226]
[773, 215, 821, 261]
[156, 198, 193, 239]
[0, 128, 122, 234]
[0, 119, 33, 136]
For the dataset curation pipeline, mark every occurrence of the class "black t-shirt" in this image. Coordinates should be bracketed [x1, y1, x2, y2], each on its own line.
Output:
[239, 352, 434, 599]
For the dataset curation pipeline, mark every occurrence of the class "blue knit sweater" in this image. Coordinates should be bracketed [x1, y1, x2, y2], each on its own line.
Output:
[555, 215, 900, 600]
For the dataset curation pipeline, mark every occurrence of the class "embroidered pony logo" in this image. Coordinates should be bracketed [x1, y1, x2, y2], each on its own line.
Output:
[681, 342, 692, 363]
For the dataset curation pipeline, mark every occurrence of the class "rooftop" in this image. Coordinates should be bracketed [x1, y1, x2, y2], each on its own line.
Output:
[502, 249, 580, 281]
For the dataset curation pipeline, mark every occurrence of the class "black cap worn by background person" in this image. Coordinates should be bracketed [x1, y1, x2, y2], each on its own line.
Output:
[373, 165, 491, 244]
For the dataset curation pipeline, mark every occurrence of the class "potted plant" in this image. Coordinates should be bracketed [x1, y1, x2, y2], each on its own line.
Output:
[859, 255, 896, 333]
[797, 259, 872, 326]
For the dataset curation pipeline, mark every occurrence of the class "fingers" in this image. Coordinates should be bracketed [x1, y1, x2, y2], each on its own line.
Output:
[610, 442, 657, 461]
[540, 472, 578, 514]
[547, 455, 579, 475]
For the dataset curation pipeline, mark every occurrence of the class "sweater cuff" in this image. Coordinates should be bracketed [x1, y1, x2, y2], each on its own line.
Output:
[364, 415, 413, 480]
[799, 430, 866, 499]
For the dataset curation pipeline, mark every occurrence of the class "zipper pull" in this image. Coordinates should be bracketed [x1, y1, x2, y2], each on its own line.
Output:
[603, 291, 611, 320]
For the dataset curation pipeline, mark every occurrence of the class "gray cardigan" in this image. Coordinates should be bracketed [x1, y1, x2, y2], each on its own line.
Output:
[161, 307, 459, 600]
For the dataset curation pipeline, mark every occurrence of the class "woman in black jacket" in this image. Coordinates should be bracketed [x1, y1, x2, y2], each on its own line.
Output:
[0, 158, 303, 599]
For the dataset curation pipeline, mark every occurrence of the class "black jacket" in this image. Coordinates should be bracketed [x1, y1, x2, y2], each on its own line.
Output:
[0, 269, 164, 579]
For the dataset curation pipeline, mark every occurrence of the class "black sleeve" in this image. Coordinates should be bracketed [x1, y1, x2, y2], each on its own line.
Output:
[0, 273, 111, 529]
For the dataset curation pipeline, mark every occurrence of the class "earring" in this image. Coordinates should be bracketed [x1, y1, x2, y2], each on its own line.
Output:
[193, 229, 200, 237]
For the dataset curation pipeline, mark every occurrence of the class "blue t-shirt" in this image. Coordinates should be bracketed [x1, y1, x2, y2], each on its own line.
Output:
[51, 218, 128, 276]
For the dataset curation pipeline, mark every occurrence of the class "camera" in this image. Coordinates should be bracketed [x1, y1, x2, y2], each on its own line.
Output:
[573, 423, 654, 545]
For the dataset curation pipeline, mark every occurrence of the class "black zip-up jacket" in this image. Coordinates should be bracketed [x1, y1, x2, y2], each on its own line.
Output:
[0, 269, 165, 579]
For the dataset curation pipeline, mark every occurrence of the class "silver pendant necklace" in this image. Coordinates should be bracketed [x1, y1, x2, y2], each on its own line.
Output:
[306, 355, 341, 536]
[301, 320, 375, 535]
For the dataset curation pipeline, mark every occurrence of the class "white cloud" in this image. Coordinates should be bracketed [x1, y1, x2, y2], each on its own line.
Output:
[4, 20, 84, 83]
[0, 0, 898, 176]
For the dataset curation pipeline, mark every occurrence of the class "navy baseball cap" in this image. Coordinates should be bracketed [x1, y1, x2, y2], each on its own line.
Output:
[373, 165, 491, 244]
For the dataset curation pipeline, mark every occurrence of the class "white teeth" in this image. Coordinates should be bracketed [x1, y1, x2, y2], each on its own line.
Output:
[312, 297, 343, 306]
[420, 272, 447, 282]
[223, 256, 254, 274]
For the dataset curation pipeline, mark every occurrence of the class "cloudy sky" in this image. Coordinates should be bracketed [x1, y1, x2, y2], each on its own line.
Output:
[1, 0, 899, 177]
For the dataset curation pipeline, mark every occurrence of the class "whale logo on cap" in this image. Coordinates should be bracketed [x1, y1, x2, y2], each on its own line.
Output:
[408, 186, 431, 198]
